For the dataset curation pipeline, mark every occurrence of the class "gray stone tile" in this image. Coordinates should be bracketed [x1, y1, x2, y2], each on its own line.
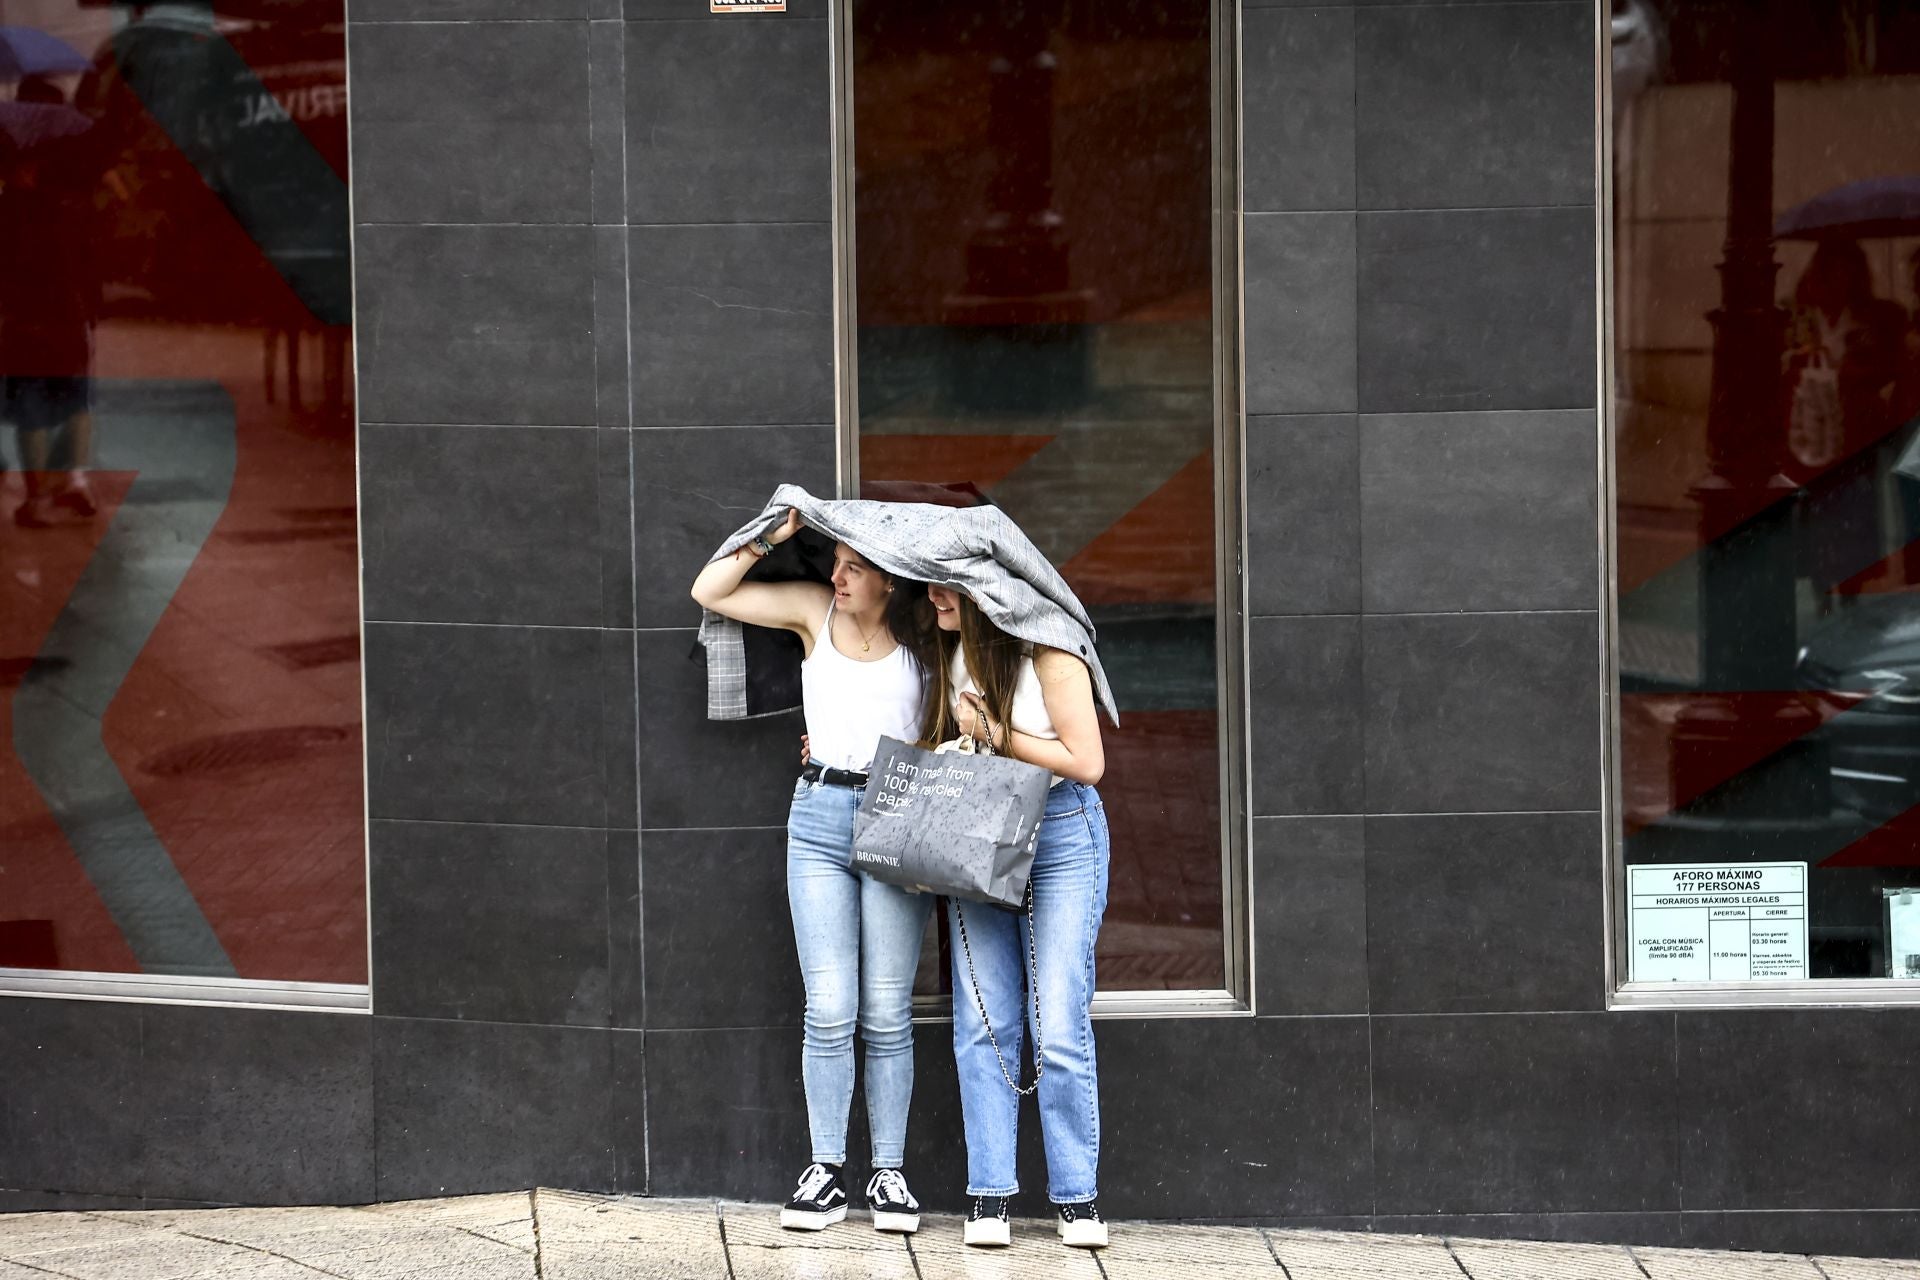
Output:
[540, 1242, 728, 1279]
[1365, 812, 1605, 1013]
[1372, 1014, 1678, 1215]
[0, 1215, 150, 1258]
[1450, 1237, 1646, 1280]
[632, 629, 809, 830]
[909, 1225, 1102, 1279]
[1813, 1258, 1920, 1280]
[0, 999, 143, 1199]
[1359, 409, 1598, 613]
[372, 1020, 614, 1201]
[593, 226, 632, 426]
[630, 425, 834, 628]
[609, 832, 645, 1030]
[1244, 6, 1355, 213]
[348, 21, 589, 224]
[641, 826, 805, 1030]
[628, 223, 833, 426]
[643, 1028, 808, 1202]
[370, 821, 612, 1026]
[12, 1234, 260, 1280]
[138, 1005, 374, 1205]
[1247, 413, 1359, 616]
[1677, 1010, 1920, 1212]
[1357, 207, 1596, 414]
[1370, 1215, 1685, 1250]
[359, 425, 631, 628]
[1269, 1229, 1461, 1280]
[1634, 1249, 1823, 1280]
[625, 17, 829, 224]
[1245, 212, 1358, 415]
[1362, 611, 1601, 814]
[1253, 816, 1367, 1015]
[352, 0, 583, 17]
[363, 623, 635, 828]
[355, 224, 596, 427]
[536, 1191, 719, 1246]
[1100, 1018, 1374, 1218]
[590, 19, 627, 224]
[1089, 1222, 1281, 1277]
[1250, 615, 1363, 815]
[1356, 2, 1592, 209]
[624, 0, 827, 19]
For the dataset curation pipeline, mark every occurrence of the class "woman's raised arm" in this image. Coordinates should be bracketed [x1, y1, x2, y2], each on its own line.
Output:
[690, 509, 829, 645]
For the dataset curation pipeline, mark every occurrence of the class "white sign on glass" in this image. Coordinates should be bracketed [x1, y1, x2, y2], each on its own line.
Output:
[1628, 862, 1808, 982]
[1884, 889, 1920, 980]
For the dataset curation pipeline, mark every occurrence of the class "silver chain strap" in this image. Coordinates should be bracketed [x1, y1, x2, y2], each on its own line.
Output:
[954, 884, 1042, 1097]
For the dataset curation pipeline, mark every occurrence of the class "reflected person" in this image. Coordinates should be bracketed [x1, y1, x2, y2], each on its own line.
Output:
[0, 88, 100, 530]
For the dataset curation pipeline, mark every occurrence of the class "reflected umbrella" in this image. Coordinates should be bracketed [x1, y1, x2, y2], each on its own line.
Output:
[0, 26, 89, 80]
[0, 101, 89, 152]
[1776, 175, 1920, 241]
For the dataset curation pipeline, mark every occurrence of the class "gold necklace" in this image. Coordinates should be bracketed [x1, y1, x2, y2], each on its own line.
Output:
[846, 611, 881, 654]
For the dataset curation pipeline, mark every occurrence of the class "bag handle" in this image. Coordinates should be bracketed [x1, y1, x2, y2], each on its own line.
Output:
[954, 885, 1042, 1097]
[947, 728, 1043, 1095]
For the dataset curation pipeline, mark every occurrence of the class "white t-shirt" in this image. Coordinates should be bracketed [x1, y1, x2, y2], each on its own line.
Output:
[950, 645, 1066, 786]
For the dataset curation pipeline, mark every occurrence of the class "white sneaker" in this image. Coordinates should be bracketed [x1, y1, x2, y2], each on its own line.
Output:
[1056, 1200, 1107, 1248]
[963, 1196, 1011, 1248]
[864, 1168, 920, 1234]
[779, 1162, 848, 1231]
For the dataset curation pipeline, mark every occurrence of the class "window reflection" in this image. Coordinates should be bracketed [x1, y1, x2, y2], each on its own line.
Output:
[852, 1, 1224, 992]
[1614, 0, 1920, 980]
[0, 0, 362, 984]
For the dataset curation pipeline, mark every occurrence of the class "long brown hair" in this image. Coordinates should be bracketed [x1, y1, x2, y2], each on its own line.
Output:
[876, 569, 945, 743]
[924, 595, 1023, 748]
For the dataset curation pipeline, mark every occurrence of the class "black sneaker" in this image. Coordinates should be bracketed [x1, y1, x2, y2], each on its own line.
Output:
[779, 1162, 848, 1231]
[864, 1167, 920, 1234]
[962, 1195, 1011, 1248]
[1056, 1199, 1107, 1248]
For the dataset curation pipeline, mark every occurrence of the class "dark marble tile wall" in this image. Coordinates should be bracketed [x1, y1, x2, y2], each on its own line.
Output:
[342, 0, 646, 1201]
[12, 4, 1913, 1257]
[1242, 1, 1604, 1048]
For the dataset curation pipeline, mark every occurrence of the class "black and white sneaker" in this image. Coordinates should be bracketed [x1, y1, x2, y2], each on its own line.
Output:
[864, 1168, 921, 1234]
[1056, 1200, 1107, 1248]
[780, 1162, 848, 1231]
[962, 1195, 1012, 1248]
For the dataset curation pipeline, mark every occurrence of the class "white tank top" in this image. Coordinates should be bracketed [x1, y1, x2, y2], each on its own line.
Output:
[950, 645, 1067, 786]
[802, 601, 925, 773]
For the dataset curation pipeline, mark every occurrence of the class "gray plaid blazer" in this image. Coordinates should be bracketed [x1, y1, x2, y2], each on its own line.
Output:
[698, 484, 1118, 724]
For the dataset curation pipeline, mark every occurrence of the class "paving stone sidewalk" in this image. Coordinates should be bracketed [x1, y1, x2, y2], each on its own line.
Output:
[2, 1189, 1917, 1280]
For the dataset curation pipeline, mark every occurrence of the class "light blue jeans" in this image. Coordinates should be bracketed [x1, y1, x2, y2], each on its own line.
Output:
[787, 776, 935, 1168]
[947, 781, 1110, 1202]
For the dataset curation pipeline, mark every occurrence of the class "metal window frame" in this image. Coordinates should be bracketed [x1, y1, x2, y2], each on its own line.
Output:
[829, 0, 1252, 1019]
[0, 21, 374, 1015]
[1598, 0, 1920, 1011]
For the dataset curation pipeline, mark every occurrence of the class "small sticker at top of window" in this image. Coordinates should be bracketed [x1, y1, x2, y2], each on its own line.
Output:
[712, 0, 785, 10]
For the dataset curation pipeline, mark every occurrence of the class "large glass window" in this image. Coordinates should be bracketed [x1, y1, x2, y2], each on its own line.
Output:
[845, 0, 1238, 995]
[1612, 0, 1920, 988]
[0, 0, 363, 997]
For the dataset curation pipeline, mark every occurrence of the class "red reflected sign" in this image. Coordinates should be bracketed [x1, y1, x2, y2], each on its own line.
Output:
[1, 2, 364, 984]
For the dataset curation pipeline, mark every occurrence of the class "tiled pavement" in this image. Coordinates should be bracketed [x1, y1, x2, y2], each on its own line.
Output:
[2, 1190, 1916, 1280]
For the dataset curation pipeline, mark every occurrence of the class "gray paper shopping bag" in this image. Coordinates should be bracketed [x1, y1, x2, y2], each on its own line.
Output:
[850, 735, 1053, 907]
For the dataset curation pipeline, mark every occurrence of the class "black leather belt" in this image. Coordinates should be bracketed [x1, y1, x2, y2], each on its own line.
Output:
[801, 761, 869, 788]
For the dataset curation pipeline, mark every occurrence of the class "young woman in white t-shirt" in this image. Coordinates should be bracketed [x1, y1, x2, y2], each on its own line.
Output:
[691, 510, 939, 1235]
[923, 582, 1112, 1251]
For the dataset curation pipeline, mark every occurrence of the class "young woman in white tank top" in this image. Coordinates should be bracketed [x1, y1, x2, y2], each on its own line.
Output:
[691, 509, 938, 1236]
